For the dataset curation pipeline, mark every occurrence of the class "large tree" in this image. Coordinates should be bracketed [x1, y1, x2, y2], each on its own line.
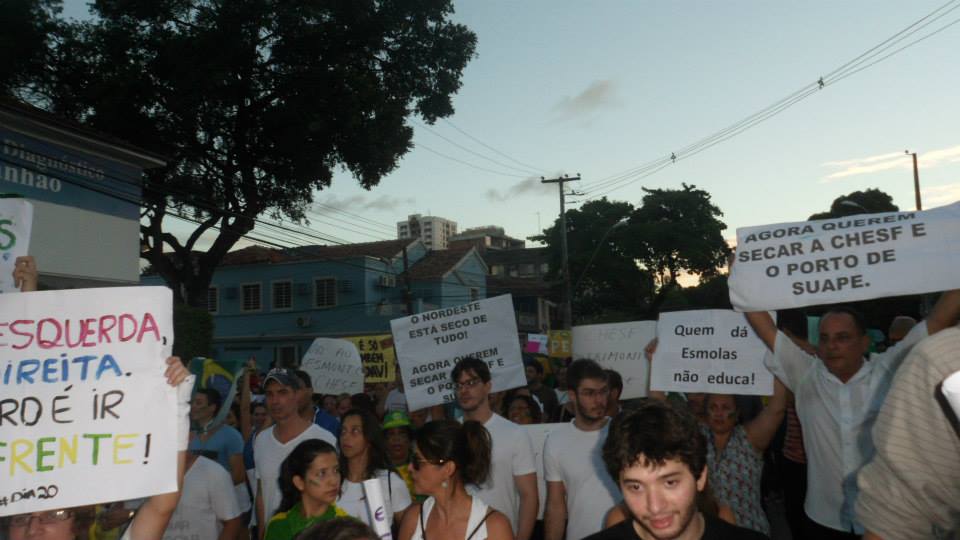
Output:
[808, 188, 899, 220]
[13, 0, 476, 306]
[0, 0, 61, 96]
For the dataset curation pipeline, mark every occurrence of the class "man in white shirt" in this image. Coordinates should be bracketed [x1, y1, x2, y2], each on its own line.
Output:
[544, 359, 621, 540]
[745, 289, 960, 538]
[254, 368, 337, 539]
[453, 357, 538, 540]
[163, 453, 243, 540]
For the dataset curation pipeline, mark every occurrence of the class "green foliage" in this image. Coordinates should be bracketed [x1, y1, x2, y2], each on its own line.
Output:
[173, 303, 214, 360]
[14, 0, 477, 306]
[0, 0, 61, 97]
[808, 188, 899, 220]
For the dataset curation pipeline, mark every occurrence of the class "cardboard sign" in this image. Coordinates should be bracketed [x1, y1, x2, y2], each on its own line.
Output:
[301, 338, 364, 395]
[548, 330, 571, 359]
[729, 203, 960, 311]
[390, 295, 525, 411]
[524, 423, 564, 520]
[0, 287, 175, 516]
[651, 309, 774, 395]
[573, 321, 656, 399]
[0, 198, 33, 293]
[343, 334, 396, 383]
[524, 333, 548, 354]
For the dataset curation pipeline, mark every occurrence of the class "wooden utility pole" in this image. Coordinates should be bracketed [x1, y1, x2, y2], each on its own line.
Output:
[905, 150, 922, 210]
[541, 174, 581, 329]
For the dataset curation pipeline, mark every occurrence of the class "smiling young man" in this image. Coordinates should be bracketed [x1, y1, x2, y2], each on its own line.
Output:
[452, 357, 539, 540]
[587, 400, 766, 540]
[543, 359, 621, 540]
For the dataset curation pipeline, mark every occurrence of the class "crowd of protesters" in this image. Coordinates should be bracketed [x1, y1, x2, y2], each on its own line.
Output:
[5, 255, 960, 540]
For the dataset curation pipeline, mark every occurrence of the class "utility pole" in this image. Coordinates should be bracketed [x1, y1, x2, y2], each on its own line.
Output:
[905, 150, 922, 210]
[541, 174, 581, 329]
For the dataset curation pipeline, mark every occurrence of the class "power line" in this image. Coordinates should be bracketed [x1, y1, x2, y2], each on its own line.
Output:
[442, 118, 550, 174]
[415, 120, 544, 176]
[415, 142, 530, 179]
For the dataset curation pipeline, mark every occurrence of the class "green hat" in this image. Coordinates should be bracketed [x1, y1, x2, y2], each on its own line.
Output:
[383, 410, 412, 430]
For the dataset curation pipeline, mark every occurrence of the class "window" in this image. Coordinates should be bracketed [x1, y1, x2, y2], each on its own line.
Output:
[490, 265, 503, 276]
[206, 287, 218, 313]
[272, 281, 292, 310]
[315, 278, 336, 308]
[241, 283, 261, 311]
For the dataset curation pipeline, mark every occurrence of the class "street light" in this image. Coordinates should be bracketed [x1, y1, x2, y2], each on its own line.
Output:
[572, 217, 630, 297]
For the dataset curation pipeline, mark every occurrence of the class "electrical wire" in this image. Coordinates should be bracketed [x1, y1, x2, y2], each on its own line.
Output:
[415, 120, 544, 176]
[441, 118, 550, 174]
[414, 142, 530, 179]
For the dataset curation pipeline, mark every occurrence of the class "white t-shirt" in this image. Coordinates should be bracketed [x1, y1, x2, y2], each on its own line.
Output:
[384, 389, 408, 413]
[254, 423, 337, 521]
[466, 413, 536, 534]
[163, 456, 242, 540]
[337, 470, 412, 528]
[544, 419, 620, 540]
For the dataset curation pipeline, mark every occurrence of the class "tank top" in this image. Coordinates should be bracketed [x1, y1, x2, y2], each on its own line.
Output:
[411, 496, 492, 540]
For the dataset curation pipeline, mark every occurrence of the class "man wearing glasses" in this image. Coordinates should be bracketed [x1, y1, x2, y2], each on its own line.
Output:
[451, 357, 538, 540]
[544, 359, 621, 540]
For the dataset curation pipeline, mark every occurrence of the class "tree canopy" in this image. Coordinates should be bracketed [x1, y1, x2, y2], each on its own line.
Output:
[534, 185, 729, 322]
[9, 0, 477, 306]
[808, 188, 899, 220]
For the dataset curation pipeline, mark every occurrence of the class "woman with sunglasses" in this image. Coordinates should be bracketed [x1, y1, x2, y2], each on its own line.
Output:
[396, 420, 513, 540]
[264, 439, 346, 540]
[4, 355, 193, 540]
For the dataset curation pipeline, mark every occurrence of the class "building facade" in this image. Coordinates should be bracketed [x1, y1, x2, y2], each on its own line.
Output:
[397, 213, 457, 250]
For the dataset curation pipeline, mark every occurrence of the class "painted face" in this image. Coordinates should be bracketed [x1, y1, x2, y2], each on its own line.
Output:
[252, 405, 268, 430]
[706, 395, 737, 435]
[189, 394, 213, 424]
[339, 415, 368, 460]
[817, 312, 870, 380]
[620, 457, 706, 540]
[296, 452, 341, 506]
[507, 398, 535, 425]
[7, 510, 76, 540]
[265, 381, 299, 422]
[455, 370, 490, 413]
[572, 377, 609, 422]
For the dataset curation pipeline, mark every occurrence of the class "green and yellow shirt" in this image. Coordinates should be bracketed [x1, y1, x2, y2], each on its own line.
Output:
[264, 502, 349, 540]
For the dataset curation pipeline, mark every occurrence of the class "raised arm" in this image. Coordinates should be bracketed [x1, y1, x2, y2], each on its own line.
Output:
[744, 311, 778, 352]
[924, 289, 960, 334]
[13, 255, 38, 292]
[743, 377, 788, 453]
[644, 338, 667, 401]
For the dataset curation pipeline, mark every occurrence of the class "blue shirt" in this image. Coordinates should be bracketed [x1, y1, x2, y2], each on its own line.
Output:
[189, 424, 244, 472]
[312, 406, 341, 439]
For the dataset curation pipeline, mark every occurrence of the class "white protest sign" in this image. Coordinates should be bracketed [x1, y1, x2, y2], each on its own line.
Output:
[651, 309, 774, 396]
[729, 202, 960, 312]
[0, 286, 175, 516]
[300, 338, 364, 395]
[390, 295, 525, 411]
[573, 321, 656, 399]
[0, 198, 33, 293]
[362, 478, 393, 538]
[524, 423, 564, 520]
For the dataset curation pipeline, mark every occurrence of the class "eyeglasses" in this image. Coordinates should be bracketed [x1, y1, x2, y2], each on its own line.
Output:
[455, 378, 483, 391]
[8, 510, 73, 528]
[410, 456, 446, 471]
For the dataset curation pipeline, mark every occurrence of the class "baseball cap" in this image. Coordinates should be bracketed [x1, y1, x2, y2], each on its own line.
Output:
[382, 410, 412, 430]
[263, 368, 305, 390]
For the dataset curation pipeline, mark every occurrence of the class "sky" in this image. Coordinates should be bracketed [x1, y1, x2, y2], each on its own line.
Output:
[61, 1, 960, 250]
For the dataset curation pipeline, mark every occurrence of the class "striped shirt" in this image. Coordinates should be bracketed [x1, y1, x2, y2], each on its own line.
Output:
[856, 327, 960, 540]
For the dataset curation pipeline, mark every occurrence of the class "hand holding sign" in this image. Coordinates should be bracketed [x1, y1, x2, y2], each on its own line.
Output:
[0, 199, 33, 293]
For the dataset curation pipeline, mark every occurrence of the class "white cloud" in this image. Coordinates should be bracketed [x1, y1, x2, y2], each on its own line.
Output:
[822, 145, 960, 182]
[552, 80, 623, 120]
[921, 183, 960, 207]
[315, 194, 415, 212]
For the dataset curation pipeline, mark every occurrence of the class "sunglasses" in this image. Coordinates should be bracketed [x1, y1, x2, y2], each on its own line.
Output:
[410, 456, 446, 471]
[8, 510, 73, 528]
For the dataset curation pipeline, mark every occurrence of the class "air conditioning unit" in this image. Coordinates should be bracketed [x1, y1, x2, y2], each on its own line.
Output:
[296, 316, 312, 328]
[377, 275, 397, 287]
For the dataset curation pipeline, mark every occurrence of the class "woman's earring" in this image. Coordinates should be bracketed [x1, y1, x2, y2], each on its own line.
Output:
[441, 480, 449, 489]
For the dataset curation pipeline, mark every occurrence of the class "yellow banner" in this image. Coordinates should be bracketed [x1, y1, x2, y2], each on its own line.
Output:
[548, 330, 572, 359]
[343, 334, 396, 383]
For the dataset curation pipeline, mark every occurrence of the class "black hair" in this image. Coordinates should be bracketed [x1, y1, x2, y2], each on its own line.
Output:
[295, 517, 378, 540]
[602, 399, 706, 483]
[451, 356, 491, 384]
[339, 408, 394, 484]
[604, 369, 623, 394]
[195, 388, 223, 415]
[503, 393, 542, 424]
[523, 356, 544, 375]
[820, 305, 867, 336]
[567, 358, 608, 392]
[414, 420, 491, 485]
[276, 439, 339, 515]
[293, 369, 312, 389]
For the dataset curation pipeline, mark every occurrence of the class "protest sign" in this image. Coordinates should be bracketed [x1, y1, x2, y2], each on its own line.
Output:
[390, 295, 525, 411]
[0, 198, 33, 293]
[524, 333, 548, 354]
[729, 202, 960, 311]
[650, 309, 774, 395]
[0, 286, 175, 516]
[573, 321, 656, 399]
[548, 330, 571, 359]
[301, 338, 364, 395]
[343, 334, 396, 383]
[525, 423, 564, 520]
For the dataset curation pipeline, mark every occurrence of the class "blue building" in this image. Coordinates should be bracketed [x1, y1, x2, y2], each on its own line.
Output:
[182, 239, 488, 367]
